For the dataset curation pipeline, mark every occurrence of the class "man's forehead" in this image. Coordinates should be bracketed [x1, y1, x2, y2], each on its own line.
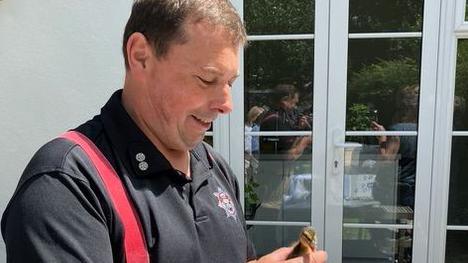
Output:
[184, 19, 243, 47]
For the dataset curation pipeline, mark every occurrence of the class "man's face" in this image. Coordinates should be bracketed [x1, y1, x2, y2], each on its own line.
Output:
[140, 21, 240, 152]
[290, 93, 299, 108]
[283, 93, 299, 110]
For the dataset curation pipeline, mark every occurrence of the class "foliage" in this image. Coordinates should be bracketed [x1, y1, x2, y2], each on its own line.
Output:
[456, 41, 468, 100]
[245, 40, 314, 91]
[348, 58, 419, 103]
[244, 0, 314, 35]
[349, 0, 423, 32]
[347, 103, 372, 131]
[244, 1, 424, 119]
[347, 58, 419, 126]
[244, 177, 260, 206]
[244, 156, 261, 220]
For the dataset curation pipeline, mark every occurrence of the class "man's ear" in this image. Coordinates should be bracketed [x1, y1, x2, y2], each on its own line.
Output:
[126, 32, 151, 72]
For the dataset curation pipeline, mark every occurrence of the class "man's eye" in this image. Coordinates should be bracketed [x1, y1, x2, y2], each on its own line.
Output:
[197, 76, 216, 85]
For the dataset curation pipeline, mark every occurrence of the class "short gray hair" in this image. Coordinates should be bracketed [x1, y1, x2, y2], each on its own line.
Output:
[122, 0, 247, 69]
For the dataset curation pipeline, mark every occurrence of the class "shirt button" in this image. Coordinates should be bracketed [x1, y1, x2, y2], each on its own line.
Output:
[138, 161, 149, 171]
[136, 152, 146, 162]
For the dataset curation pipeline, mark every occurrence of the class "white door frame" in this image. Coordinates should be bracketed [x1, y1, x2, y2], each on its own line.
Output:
[429, 0, 468, 262]
[223, 0, 451, 262]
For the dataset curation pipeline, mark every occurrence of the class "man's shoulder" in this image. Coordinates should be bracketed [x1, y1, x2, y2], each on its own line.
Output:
[19, 137, 88, 187]
[20, 118, 107, 188]
[23, 137, 79, 176]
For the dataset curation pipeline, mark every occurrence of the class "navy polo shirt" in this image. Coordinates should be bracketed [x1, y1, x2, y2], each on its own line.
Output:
[2, 90, 256, 262]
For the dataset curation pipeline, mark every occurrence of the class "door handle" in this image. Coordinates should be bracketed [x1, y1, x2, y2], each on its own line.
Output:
[332, 130, 362, 174]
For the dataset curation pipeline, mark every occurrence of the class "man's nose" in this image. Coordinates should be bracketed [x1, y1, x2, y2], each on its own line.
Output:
[210, 84, 233, 114]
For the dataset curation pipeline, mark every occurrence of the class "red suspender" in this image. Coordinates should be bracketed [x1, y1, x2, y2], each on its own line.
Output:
[60, 131, 149, 263]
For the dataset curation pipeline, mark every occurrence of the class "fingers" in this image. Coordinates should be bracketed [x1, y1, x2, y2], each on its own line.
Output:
[285, 250, 327, 263]
[256, 247, 295, 262]
[273, 247, 294, 259]
[311, 251, 327, 263]
[371, 121, 386, 131]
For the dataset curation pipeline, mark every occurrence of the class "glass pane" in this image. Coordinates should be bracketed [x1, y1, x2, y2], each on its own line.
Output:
[244, 40, 313, 222]
[347, 38, 422, 130]
[466, 1, 468, 21]
[447, 137, 468, 225]
[244, 0, 314, 35]
[203, 135, 213, 146]
[247, 225, 305, 257]
[349, 0, 423, 33]
[445, 230, 468, 262]
[343, 136, 416, 225]
[246, 137, 312, 222]
[245, 40, 314, 96]
[453, 40, 468, 130]
[343, 227, 413, 263]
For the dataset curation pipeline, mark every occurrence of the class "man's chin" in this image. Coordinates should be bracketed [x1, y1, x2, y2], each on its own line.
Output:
[184, 135, 205, 150]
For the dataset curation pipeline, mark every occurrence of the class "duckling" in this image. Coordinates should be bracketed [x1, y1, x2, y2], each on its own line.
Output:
[287, 227, 317, 259]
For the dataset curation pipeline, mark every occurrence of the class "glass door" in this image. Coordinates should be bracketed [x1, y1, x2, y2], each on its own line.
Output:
[331, 0, 424, 261]
[229, 0, 442, 262]
[239, 0, 320, 255]
[324, 0, 443, 261]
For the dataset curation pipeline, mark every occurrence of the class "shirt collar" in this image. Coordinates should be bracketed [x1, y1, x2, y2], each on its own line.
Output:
[100, 90, 212, 181]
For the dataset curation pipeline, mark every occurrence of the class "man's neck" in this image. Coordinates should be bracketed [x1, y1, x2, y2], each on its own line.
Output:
[121, 85, 191, 177]
[162, 150, 191, 178]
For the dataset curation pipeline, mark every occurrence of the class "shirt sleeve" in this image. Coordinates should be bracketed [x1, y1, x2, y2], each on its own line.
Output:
[1, 172, 117, 263]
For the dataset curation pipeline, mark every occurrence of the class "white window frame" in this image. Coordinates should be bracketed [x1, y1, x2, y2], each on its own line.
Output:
[228, 0, 329, 249]
[429, 0, 468, 262]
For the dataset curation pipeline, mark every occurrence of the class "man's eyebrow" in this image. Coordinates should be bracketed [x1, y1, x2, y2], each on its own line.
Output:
[201, 66, 239, 77]
[200, 66, 222, 75]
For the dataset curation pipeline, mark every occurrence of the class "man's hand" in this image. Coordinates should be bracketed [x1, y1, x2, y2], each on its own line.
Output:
[249, 247, 327, 263]
[370, 121, 387, 143]
[298, 115, 312, 130]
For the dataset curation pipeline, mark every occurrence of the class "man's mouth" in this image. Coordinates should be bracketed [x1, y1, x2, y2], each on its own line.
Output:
[192, 115, 214, 130]
[193, 115, 213, 124]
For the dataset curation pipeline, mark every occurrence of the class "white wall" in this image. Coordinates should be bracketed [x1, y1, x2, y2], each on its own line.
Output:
[0, 0, 133, 261]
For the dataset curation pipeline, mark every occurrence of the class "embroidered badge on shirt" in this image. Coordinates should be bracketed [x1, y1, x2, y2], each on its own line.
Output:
[213, 187, 237, 220]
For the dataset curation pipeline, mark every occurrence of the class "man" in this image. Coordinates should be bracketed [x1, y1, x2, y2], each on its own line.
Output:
[255, 84, 312, 220]
[2, 1, 326, 262]
[370, 84, 419, 209]
[260, 84, 312, 160]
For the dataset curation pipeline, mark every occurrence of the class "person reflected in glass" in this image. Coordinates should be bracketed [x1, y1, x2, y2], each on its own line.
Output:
[260, 84, 312, 161]
[245, 106, 265, 155]
[256, 84, 312, 214]
[371, 84, 419, 209]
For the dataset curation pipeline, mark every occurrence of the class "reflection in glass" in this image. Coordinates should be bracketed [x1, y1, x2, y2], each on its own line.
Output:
[245, 40, 314, 123]
[349, 0, 423, 33]
[447, 137, 468, 226]
[445, 230, 468, 262]
[244, 39, 313, 222]
[244, 0, 314, 35]
[247, 137, 312, 222]
[203, 135, 213, 146]
[247, 225, 305, 257]
[343, 136, 416, 225]
[466, 2, 468, 21]
[453, 40, 468, 130]
[343, 227, 413, 263]
[347, 38, 421, 129]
